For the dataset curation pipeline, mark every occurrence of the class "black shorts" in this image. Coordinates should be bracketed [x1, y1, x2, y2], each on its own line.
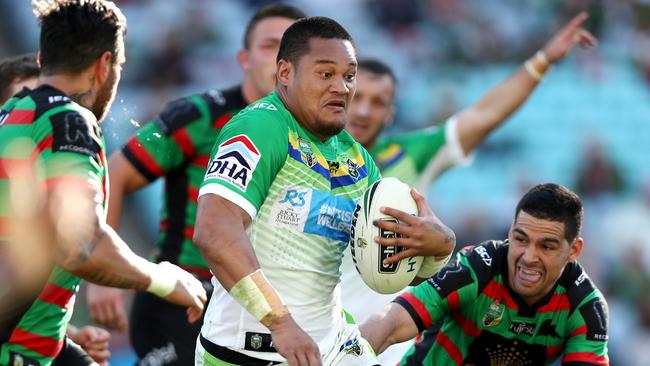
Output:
[130, 279, 212, 366]
[52, 337, 95, 366]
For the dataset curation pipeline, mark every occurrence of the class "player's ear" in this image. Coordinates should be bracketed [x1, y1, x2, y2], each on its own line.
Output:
[94, 51, 113, 85]
[237, 48, 249, 71]
[567, 237, 583, 262]
[384, 104, 395, 128]
[276, 59, 291, 86]
[36, 51, 42, 68]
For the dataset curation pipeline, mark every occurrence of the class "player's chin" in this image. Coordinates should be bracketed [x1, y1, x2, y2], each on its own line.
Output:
[318, 116, 347, 136]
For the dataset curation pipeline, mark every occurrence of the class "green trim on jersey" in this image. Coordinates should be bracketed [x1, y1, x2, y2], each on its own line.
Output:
[370, 125, 446, 186]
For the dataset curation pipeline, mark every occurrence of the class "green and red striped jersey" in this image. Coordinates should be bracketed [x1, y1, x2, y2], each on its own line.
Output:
[0, 85, 108, 366]
[121, 86, 246, 276]
[395, 240, 609, 366]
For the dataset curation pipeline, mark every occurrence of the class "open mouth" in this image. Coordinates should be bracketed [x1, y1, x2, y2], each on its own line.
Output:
[517, 265, 542, 286]
[325, 100, 346, 110]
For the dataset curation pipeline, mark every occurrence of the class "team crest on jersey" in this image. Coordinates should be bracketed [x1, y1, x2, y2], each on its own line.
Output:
[298, 137, 317, 167]
[205, 134, 260, 191]
[483, 300, 505, 327]
[339, 338, 363, 356]
[346, 158, 359, 179]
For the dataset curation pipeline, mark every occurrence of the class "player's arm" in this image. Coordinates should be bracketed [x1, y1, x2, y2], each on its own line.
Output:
[89, 96, 206, 330]
[561, 293, 609, 365]
[372, 188, 455, 283]
[361, 302, 419, 355]
[454, 12, 597, 155]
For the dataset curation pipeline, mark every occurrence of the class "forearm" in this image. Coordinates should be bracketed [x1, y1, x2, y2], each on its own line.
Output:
[361, 303, 418, 355]
[106, 151, 150, 229]
[60, 221, 153, 290]
[455, 62, 540, 154]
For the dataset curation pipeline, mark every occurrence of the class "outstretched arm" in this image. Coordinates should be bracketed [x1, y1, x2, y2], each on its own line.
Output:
[361, 303, 420, 355]
[455, 12, 597, 155]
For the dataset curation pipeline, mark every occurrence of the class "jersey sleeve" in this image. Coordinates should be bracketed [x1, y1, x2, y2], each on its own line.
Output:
[561, 291, 609, 366]
[121, 95, 212, 181]
[360, 145, 381, 185]
[40, 109, 105, 203]
[198, 109, 288, 220]
[393, 250, 479, 333]
[393, 117, 469, 174]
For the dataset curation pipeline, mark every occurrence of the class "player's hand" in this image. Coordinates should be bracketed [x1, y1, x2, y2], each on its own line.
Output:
[67, 325, 111, 365]
[158, 262, 207, 323]
[269, 314, 322, 366]
[87, 284, 129, 332]
[542, 12, 598, 64]
[374, 188, 455, 265]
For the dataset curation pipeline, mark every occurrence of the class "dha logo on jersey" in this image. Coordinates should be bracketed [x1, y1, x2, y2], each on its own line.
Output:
[206, 135, 260, 191]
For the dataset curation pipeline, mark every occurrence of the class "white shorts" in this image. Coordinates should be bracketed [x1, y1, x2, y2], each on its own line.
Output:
[195, 311, 379, 366]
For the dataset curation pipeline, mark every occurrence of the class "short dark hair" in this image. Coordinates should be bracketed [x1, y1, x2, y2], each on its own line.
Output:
[35, 0, 127, 75]
[358, 58, 397, 85]
[277, 16, 354, 65]
[515, 183, 584, 242]
[243, 3, 306, 49]
[0, 54, 40, 103]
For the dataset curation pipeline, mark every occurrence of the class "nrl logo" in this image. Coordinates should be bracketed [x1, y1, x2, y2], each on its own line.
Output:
[346, 159, 359, 179]
[251, 334, 263, 350]
[298, 137, 317, 168]
[482, 300, 505, 327]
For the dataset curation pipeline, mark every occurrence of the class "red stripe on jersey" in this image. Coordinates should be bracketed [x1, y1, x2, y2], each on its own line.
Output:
[538, 293, 570, 313]
[483, 280, 518, 311]
[562, 352, 608, 365]
[447, 291, 461, 312]
[8, 328, 63, 358]
[188, 186, 199, 203]
[546, 345, 564, 360]
[451, 313, 481, 338]
[401, 292, 433, 329]
[35, 136, 53, 153]
[213, 114, 233, 129]
[38, 282, 76, 309]
[184, 226, 194, 240]
[0, 217, 10, 237]
[180, 265, 212, 280]
[436, 331, 463, 365]
[125, 139, 164, 177]
[172, 128, 196, 158]
[221, 135, 259, 155]
[191, 154, 210, 168]
[570, 325, 588, 337]
[5, 110, 35, 125]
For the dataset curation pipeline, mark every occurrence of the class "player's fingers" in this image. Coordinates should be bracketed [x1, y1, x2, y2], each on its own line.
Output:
[284, 352, 299, 366]
[307, 349, 322, 366]
[373, 217, 415, 239]
[374, 235, 414, 249]
[294, 350, 310, 366]
[187, 305, 203, 324]
[90, 303, 107, 327]
[383, 248, 418, 265]
[563, 12, 588, 34]
[87, 348, 111, 363]
[576, 29, 597, 47]
[378, 206, 416, 225]
[410, 188, 433, 217]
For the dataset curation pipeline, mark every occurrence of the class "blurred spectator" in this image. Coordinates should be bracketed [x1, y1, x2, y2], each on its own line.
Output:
[575, 138, 625, 198]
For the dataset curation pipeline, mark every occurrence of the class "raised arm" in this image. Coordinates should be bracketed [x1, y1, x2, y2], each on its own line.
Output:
[455, 12, 597, 154]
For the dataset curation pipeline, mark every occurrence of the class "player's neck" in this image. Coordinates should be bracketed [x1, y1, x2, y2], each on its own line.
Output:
[39, 73, 96, 109]
[241, 78, 264, 104]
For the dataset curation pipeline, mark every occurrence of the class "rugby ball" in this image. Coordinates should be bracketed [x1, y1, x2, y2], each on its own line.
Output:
[349, 177, 422, 294]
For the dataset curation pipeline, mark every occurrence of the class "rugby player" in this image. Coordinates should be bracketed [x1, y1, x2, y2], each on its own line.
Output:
[85, 4, 306, 365]
[0, 2, 206, 365]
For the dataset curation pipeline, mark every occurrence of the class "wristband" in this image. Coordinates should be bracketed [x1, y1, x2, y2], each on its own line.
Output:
[535, 50, 549, 67]
[146, 264, 176, 297]
[230, 269, 288, 327]
[525, 61, 545, 81]
[417, 253, 452, 278]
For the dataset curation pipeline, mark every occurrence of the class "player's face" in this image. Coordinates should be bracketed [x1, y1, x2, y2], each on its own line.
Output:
[242, 17, 296, 98]
[507, 211, 582, 305]
[347, 70, 395, 148]
[287, 38, 357, 140]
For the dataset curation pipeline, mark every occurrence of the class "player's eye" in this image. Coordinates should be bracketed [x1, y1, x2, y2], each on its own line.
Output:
[345, 73, 356, 82]
[321, 71, 333, 79]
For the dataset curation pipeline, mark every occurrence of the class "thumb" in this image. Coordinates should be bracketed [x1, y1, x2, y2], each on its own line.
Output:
[411, 188, 432, 216]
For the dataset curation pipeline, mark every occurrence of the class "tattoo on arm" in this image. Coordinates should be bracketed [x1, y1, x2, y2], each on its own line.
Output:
[433, 223, 455, 245]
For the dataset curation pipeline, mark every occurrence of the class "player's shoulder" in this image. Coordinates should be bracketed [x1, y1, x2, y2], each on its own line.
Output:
[47, 104, 102, 160]
[561, 262, 607, 312]
[458, 240, 507, 284]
